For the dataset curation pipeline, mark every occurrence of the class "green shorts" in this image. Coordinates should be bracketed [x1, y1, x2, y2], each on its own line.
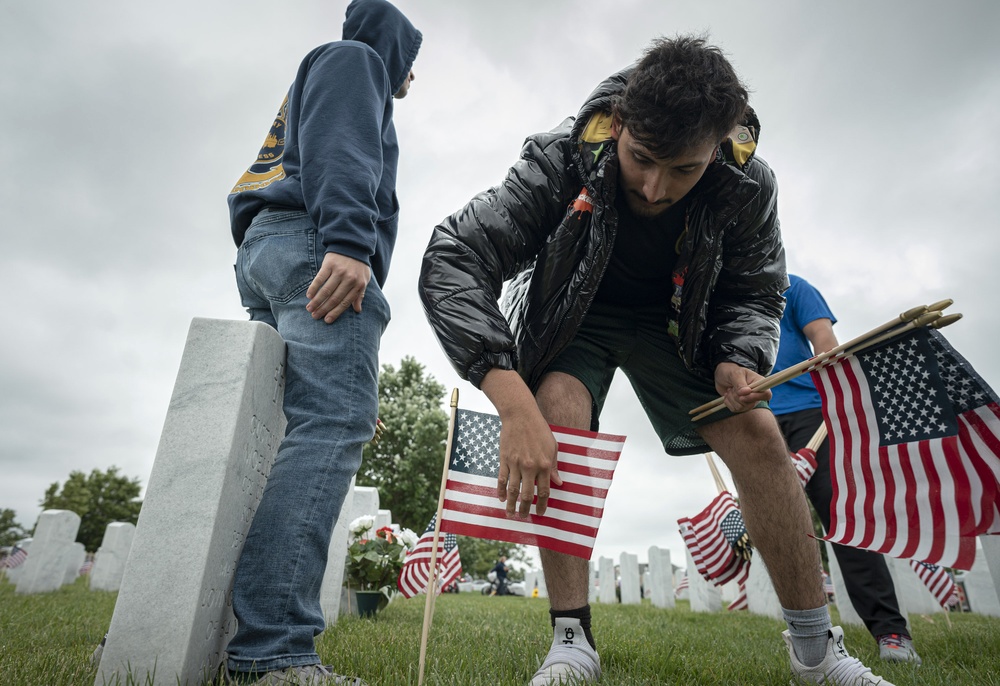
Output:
[542, 301, 767, 455]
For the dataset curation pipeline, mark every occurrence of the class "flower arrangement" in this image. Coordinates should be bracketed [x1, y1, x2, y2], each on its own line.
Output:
[344, 516, 419, 597]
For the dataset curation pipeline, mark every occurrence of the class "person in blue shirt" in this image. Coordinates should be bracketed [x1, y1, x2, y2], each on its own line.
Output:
[225, 2, 421, 683]
[771, 274, 922, 665]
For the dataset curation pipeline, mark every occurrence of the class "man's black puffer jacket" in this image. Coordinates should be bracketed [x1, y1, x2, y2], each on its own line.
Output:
[419, 69, 788, 393]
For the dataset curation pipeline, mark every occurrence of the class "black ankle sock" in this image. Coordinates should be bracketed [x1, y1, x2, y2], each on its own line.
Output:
[550, 605, 596, 650]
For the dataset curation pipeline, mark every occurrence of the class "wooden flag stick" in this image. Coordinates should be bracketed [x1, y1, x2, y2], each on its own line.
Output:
[805, 422, 828, 453]
[689, 301, 954, 422]
[417, 388, 460, 686]
[704, 453, 728, 495]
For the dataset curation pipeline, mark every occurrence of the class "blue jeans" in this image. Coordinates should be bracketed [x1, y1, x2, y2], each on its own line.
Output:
[226, 208, 389, 673]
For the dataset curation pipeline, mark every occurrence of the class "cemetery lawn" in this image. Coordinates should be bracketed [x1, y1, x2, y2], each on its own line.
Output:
[3, 578, 1000, 685]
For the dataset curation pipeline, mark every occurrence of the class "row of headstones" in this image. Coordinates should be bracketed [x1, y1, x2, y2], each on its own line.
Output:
[93, 319, 392, 686]
[4, 512, 136, 595]
[552, 539, 1000, 621]
[523, 546, 683, 608]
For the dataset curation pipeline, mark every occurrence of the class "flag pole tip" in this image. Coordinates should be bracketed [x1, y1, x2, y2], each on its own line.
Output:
[931, 313, 962, 329]
[901, 304, 928, 321]
[926, 298, 954, 313]
[450, 388, 459, 407]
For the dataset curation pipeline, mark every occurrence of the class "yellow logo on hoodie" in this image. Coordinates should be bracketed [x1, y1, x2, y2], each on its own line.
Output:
[232, 96, 288, 193]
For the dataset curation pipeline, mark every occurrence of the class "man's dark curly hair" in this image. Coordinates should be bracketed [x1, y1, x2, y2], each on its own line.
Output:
[614, 35, 749, 159]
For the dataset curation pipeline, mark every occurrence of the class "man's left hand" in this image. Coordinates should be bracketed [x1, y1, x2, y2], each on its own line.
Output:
[714, 362, 771, 413]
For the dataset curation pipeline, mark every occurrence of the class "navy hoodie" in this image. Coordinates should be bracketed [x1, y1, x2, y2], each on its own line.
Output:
[228, 0, 422, 287]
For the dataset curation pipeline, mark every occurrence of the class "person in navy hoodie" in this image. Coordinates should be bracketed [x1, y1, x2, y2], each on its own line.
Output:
[226, 1, 420, 683]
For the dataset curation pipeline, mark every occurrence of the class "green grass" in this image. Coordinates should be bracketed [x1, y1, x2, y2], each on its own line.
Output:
[2, 576, 999, 685]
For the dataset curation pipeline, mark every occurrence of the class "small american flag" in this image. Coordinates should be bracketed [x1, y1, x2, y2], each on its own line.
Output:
[813, 328, 1000, 570]
[397, 514, 462, 599]
[790, 447, 818, 487]
[678, 491, 752, 587]
[727, 583, 748, 611]
[909, 559, 956, 608]
[439, 409, 625, 559]
[79, 558, 94, 575]
[2, 545, 27, 569]
[821, 569, 834, 596]
[674, 571, 689, 597]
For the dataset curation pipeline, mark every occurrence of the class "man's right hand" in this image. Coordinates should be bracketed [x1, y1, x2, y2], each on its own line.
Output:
[306, 252, 371, 323]
[481, 369, 562, 518]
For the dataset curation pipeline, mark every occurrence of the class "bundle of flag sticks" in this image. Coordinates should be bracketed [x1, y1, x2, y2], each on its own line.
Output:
[689, 299, 961, 422]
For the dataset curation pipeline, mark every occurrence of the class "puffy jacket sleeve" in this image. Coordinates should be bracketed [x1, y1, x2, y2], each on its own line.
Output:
[419, 128, 576, 388]
[704, 158, 788, 375]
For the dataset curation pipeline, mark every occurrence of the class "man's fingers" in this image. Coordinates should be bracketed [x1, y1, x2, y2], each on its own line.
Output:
[534, 475, 551, 517]
[496, 462, 510, 502]
[505, 472, 521, 517]
[517, 475, 534, 519]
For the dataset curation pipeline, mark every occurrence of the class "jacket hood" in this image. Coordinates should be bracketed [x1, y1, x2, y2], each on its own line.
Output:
[343, 0, 422, 96]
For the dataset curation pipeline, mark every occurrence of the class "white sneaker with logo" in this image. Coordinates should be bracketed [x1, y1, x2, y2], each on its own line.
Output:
[528, 617, 601, 685]
[785, 626, 895, 685]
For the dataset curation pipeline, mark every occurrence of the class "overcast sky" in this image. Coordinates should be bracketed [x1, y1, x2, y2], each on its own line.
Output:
[2, 1, 999, 570]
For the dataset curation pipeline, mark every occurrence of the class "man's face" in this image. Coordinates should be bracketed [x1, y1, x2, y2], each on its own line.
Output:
[611, 121, 717, 217]
[394, 70, 415, 99]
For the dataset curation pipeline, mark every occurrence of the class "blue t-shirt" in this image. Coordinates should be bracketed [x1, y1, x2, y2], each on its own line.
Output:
[769, 275, 836, 415]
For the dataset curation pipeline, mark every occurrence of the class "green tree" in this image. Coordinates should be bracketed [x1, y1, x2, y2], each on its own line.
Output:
[0, 508, 27, 548]
[359, 357, 450, 532]
[40, 467, 142, 552]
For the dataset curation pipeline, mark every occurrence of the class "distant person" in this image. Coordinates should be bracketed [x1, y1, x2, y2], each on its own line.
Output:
[420, 35, 893, 685]
[771, 274, 922, 665]
[225, 1, 420, 683]
[491, 555, 509, 596]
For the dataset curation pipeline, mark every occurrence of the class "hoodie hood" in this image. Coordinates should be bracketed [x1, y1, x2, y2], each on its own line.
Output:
[343, 0, 422, 96]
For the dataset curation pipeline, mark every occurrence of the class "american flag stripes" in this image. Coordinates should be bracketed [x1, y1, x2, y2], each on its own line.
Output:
[727, 583, 748, 611]
[812, 328, 1000, 570]
[2, 545, 27, 569]
[909, 559, 956, 608]
[674, 571, 689, 597]
[677, 491, 752, 587]
[397, 514, 463, 599]
[790, 447, 818, 487]
[439, 409, 625, 559]
[79, 558, 94, 575]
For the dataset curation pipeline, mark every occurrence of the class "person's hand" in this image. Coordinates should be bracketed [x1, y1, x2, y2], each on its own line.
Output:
[496, 402, 561, 518]
[306, 252, 371, 323]
[481, 369, 564, 518]
[713, 362, 771, 413]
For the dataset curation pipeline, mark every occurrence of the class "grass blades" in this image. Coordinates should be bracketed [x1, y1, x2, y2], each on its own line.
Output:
[2, 575, 999, 685]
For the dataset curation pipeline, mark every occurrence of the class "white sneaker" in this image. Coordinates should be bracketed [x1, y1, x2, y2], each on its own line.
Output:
[785, 626, 895, 685]
[228, 664, 366, 685]
[529, 617, 601, 685]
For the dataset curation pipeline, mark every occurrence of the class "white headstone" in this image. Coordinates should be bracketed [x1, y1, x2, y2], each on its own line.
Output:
[375, 509, 392, 532]
[16, 510, 81, 594]
[319, 478, 355, 622]
[823, 541, 865, 627]
[979, 535, 1000, 609]
[2, 538, 32, 584]
[745, 555, 783, 620]
[535, 568, 548, 598]
[61, 542, 86, 586]
[618, 552, 640, 604]
[685, 547, 721, 612]
[963, 547, 1000, 617]
[96, 318, 287, 686]
[647, 546, 675, 609]
[598, 557, 616, 604]
[886, 557, 944, 615]
[90, 522, 136, 592]
[642, 571, 650, 599]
